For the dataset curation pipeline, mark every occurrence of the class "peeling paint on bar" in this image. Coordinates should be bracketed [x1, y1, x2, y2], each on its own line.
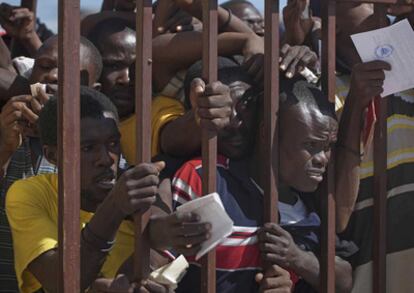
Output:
[58, 0, 81, 291]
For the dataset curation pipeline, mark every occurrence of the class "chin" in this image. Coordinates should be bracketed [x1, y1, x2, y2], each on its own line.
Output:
[291, 181, 319, 193]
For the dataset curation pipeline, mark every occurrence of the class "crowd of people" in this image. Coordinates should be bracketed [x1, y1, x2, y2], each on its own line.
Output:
[0, 0, 413, 292]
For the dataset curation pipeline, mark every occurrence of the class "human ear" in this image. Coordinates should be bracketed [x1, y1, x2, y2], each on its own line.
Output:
[43, 145, 58, 165]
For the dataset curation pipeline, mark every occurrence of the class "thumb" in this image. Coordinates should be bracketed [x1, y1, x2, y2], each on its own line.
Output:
[190, 78, 205, 110]
[153, 161, 166, 173]
[255, 272, 264, 283]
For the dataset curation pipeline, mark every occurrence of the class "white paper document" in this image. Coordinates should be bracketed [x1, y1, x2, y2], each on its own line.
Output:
[176, 192, 234, 260]
[351, 19, 414, 97]
[149, 255, 189, 291]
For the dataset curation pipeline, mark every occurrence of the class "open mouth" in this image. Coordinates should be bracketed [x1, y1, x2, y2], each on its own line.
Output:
[307, 170, 325, 182]
[95, 172, 116, 190]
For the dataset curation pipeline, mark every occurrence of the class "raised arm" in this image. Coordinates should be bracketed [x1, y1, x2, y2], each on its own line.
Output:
[335, 60, 390, 232]
[0, 4, 42, 57]
[152, 30, 263, 91]
[170, 0, 254, 33]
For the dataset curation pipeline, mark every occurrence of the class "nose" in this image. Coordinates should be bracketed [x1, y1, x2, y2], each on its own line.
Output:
[253, 22, 265, 36]
[96, 146, 115, 168]
[116, 68, 130, 86]
[312, 150, 329, 169]
[45, 68, 58, 84]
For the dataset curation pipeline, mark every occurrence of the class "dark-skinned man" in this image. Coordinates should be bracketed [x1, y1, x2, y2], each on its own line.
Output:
[151, 60, 353, 293]
[221, 0, 265, 37]
[86, 15, 319, 162]
[0, 35, 103, 292]
[5, 87, 199, 293]
[335, 3, 414, 292]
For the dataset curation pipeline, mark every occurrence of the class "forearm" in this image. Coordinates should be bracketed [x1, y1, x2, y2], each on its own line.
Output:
[293, 251, 352, 293]
[335, 96, 364, 232]
[0, 68, 30, 101]
[153, 31, 253, 90]
[0, 37, 13, 70]
[154, 31, 252, 72]
[160, 110, 201, 157]
[80, 194, 126, 290]
[18, 32, 42, 57]
[181, 1, 253, 33]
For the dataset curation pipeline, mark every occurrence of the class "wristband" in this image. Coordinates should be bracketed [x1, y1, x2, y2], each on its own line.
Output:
[337, 144, 363, 161]
[81, 224, 116, 253]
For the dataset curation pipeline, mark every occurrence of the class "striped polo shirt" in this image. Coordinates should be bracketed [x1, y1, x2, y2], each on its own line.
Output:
[172, 155, 321, 293]
[336, 75, 414, 293]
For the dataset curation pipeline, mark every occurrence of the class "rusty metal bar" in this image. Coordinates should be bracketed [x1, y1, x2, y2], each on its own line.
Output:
[263, 0, 279, 224]
[133, 0, 153, 283]
[372, 5, 388, 293]
[200, 0, 218, 292]
[57, 0, 80, 292]
[320, 0, 336, 292]
[336, 0, 396, 3]
[20, 0, 37, 14]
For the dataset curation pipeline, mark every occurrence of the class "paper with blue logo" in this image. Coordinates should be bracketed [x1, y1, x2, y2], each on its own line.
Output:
[351, 19, 414, 97]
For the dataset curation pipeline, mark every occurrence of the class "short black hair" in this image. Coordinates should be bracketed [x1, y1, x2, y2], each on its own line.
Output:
[35, 36, 103, 83]
[87, 17, 135, 52]
[80, 37, 103, 81]
[221, 0, 257, 10]
[279, 76, 336, 120]
[183, 57, 254, 109]
[39, 86, 119, 146]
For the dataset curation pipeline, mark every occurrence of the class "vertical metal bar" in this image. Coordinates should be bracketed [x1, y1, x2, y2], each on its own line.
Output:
[373, 5, 388, 293]
[320, 0, 336, 292]
[20, 0, 37, 15]
[133, 0, 153, 283]
[201, 0, 218, 292]
[263, 0, 279, 224]
[57, 0, 80, 292]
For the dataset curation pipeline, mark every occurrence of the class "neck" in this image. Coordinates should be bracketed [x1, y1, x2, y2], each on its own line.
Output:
[249, 140, 264, 188]
[81, 196, 99, 213]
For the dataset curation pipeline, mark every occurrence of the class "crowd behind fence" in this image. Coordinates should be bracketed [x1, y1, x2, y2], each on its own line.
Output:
[0, 0, 405, 291]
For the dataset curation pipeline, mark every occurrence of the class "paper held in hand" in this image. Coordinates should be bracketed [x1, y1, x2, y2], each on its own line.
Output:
[149, 255, 189, 291]
[176, 192, 234, 260]
[351, 19, 414, 97]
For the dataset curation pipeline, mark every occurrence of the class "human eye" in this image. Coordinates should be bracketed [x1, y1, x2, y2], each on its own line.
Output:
[81, 144, 94, 152]
[105, 62, 122, 70]
[108, 139, 120, 148]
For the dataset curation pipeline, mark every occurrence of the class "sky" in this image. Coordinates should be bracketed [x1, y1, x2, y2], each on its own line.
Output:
[2, 0, 287, 32]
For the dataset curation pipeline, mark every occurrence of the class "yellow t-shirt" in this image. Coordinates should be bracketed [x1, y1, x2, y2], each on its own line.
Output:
[119, 96, 185, 165]
[6, 173, 135, 293]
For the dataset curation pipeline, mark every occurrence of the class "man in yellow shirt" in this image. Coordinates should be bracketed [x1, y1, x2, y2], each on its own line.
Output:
[6, 87, 211, 293]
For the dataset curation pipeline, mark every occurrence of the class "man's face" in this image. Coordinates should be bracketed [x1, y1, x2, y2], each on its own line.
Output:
[98, 30, 136, 119]
[218, 80, 259, 159]
[30, 37, 97, 90]
[80, 116, 121, 210]
[278, 105, 338, 192]
[229, 3, 264, 37]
